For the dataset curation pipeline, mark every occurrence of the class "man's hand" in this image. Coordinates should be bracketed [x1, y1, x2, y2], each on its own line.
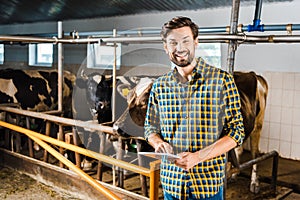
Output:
[148, 133, 173, 154]
[174, 136, 237, 170]
[154, 141, 173, 154]
[175, 151, 200, 170]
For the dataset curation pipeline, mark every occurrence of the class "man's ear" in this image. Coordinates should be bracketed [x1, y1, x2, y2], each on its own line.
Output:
[163, 42, 168, 54]
[194, 37, 199, 46]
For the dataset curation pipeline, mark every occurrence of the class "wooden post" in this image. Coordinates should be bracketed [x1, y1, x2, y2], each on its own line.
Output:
[149, 160, 161, 200]
[72, 127, 82, 168]
[26, 117, 34, 157]
[43, 121, 51, 162]
[116, 136, 124, 188]
[96, 132, 106, 180]
[4, 112, 10, 149]
[58, 124, 64, 168]
[136, 139, 148, 197]
[14, 114, 21, 153]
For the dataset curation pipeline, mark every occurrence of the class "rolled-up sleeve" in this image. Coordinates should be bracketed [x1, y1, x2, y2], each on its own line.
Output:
[144, 83, 161, 141]
[223, 74, 245, 146]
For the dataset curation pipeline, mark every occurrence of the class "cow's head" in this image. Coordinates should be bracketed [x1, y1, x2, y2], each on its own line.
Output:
[113, 77, 154, 137]
[76, 72, 112, 123]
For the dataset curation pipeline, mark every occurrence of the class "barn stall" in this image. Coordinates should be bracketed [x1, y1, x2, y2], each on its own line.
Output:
[1, 0, 300, 199]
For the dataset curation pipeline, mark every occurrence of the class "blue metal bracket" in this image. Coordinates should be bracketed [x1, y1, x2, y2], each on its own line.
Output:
[247, 19, 264, 32]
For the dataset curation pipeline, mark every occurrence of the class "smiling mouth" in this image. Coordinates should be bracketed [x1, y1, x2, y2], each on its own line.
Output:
[175, 51, 188, 59]
[177, 55, 186, 59]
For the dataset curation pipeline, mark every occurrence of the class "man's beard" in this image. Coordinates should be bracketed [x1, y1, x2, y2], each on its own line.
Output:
[170, 50, 194, 68]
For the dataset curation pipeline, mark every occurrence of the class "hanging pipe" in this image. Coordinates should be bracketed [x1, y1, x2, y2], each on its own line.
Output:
[57, 21, 63, 112]
[112, 29, 117, 122]
[3, 33, 300, 44]
[241, 24, 300, 32]
[226, 0, 240, 74]
[28, 22, 300, 38]
[225, 1, 241, 199]
[247, 0, 264, 32]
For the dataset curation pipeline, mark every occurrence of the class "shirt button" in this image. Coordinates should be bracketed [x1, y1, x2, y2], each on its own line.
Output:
[184, 116, 188, 119]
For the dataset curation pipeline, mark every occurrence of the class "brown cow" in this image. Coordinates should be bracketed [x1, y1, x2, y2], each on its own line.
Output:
[232, 71, 268, 193]
[113, 71, 268, 193]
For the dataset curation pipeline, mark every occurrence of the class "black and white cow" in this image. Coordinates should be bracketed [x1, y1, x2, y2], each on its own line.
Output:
[74, 72, 157, 129]
[75, 72, 128, 124]
[0, 68, 76, 151]
[73, 72, 141, 170]
[112, 71, 268, 194]
[0, 68, 75, 115]
[75, 73, 155, 193]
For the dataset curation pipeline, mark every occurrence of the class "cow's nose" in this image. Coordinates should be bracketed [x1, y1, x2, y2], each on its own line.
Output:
[96, 101, 105, 110]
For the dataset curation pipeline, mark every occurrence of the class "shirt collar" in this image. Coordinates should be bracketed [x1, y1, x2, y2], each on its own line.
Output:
[172, 57, 204, 84]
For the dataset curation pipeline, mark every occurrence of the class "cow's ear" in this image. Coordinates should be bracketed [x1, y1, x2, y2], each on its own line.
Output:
[117, 84, 132, 99]
[92, 75, 104, 84]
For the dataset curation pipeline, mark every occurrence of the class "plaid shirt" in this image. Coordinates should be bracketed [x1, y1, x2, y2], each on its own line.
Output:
[144, 57, 244, 199]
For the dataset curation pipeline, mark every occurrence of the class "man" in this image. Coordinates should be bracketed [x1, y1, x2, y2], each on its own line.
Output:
[144, 16, 245, 199]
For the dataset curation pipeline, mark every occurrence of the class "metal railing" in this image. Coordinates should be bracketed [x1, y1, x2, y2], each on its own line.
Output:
[0, 106, 160, 200]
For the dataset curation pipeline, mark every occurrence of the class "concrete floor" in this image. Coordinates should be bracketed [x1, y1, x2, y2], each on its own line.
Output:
[225, 151, 300, 199]
[240, 151, 300, 192]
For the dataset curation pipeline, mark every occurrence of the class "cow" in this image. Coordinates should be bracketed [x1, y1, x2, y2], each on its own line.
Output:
[74, 72, 155, 189]
[113, 77, 155, 138]
[231, 71, 268, 193]
[74, 72, 153, 139]
[0, 68, 75, 115]
[73, 72, 140, 171]
[0, 68, 76, 153]
[112, 71, 268, 194]
[74, 72, 128, 124]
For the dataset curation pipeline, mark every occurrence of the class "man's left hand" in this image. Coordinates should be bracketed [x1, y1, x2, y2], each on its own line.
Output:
[174, 151, 200, 170]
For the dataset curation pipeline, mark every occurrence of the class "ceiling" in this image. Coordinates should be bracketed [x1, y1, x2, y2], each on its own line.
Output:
[0, 0, 291, 25]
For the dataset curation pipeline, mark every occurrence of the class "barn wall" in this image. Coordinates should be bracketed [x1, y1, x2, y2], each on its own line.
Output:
[0, 1, 300, 159]
[259, 71, 300, 160]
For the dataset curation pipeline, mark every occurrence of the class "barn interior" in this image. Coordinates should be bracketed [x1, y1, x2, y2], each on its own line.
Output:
[1, 0, 300, 199]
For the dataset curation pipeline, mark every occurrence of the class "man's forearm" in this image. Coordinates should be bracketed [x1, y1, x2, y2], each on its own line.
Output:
[147, 133, 164, 150]
[198, 136, 237, 162]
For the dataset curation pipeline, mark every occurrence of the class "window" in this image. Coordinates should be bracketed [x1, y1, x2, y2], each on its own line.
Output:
[29, 43, 53, 67]
[195, 43, 221, 68]
[87, 43, 121, 69]
[0, 44, 4, 64]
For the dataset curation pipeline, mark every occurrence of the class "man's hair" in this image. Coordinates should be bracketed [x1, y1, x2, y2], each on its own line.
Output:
[160, 16, 199, 42]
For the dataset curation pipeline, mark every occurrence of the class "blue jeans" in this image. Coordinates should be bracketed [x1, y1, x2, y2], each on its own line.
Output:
[164, 186, 224, 200]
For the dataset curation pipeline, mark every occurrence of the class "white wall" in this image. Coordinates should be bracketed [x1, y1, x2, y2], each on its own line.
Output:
[260, 71, 300, 160]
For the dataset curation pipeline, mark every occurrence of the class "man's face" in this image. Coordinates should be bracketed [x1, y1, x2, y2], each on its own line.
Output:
[164, 26, 198, 68]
